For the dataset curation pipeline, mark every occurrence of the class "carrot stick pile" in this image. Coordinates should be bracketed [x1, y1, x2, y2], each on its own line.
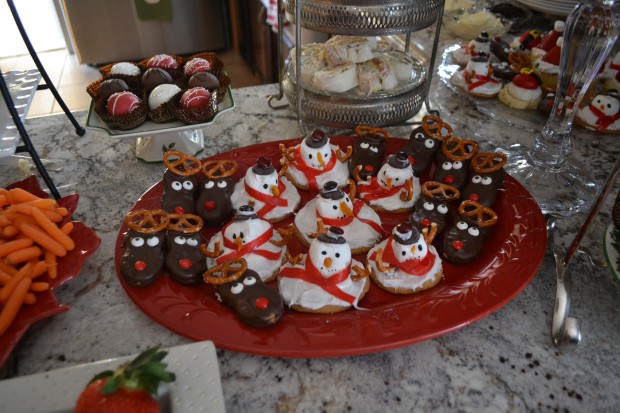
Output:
[0, 187, 75, 336]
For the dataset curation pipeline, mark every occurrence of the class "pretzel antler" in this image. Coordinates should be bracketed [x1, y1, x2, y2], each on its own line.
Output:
[336, 146, 353, 163]
[278, 161, 289, 178]
[285, 249, 303, 265]
[471, 152, 507, 173]
[125, 210, 170, 234]
[422, 115, 453, 141]
[203, 258, 248, 285]
[459, 200, 498, 228]
[201, 160, 238, 179]
[270, 224, 293, 247]
[422, 181, 460, 202]
[199, 240, 223, 258]
[164, 150, 202, 177]
[399, 179, 414, 202]
[354, 125, 389, 141]
[306, 218, 327, 239]
[351, 262, 371, 281]
[375, 247, 394, 273]
[279, 143, 296, 162]
[422, 222, 438, 245]
[442, 137, 479, 162]
[167, 213, 203, 233]
[345, 178, 357, 200]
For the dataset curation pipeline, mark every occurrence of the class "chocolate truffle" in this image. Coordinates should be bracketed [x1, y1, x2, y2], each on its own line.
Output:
[141, 67, 173, 90]
[148, 84, 181, 111]
[188, 72, 220, 90]
[97, 78, 129, 101]
[110, 62, 140, 76]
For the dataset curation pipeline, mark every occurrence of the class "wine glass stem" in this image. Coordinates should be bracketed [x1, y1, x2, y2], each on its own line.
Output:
[528, 0, 620, 167]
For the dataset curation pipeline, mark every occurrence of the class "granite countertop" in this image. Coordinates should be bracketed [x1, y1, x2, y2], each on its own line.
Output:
[2, 40, 620, 413]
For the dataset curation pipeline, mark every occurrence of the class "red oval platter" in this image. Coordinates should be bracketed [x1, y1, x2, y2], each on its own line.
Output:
[115, 136, 547, 358]
[0, 176, 101, 367]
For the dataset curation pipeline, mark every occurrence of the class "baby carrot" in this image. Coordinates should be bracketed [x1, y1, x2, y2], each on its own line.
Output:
[23, 199, 57, 209]
[2, 225, 19, 238]
[30, 260, 48, 279]
[0, 260, 17, 276]
[0, 262, 32, 303]
[29, 281, 49, 292]
[0, 238, 34, 257]
[23, 293, 36, 305]
[30, 208, 75, 251]
[44, 251, 57, 279]
[61, 222, 73, 235]
[0, 277, 32, 335]
[5, 246, 42, 265]
[7, 188, 40, 203]
[19, 222, 67, 257]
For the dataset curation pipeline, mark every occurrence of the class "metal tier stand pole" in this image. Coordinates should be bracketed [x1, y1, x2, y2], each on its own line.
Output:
[0, 71, 61, 199]
[295, 0, 305, 135]
[423, 0, 445, 118]
[6, 0, 85, 137]
[267, 0, 289, 109]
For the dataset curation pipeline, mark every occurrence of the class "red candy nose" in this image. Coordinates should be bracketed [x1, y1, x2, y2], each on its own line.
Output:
[468, 194, 479, 201]
[364, 165, 374, 172]
[420, 218, 431, 228]
[179, 259, 192, 269]
[255, 297, 269, 310]
[134, 261, 146, 271]
[452, 240, 464, 250]
[173, 206, 185, 214]
[444, 175, 455, 185]
[203, 201, 217, 210]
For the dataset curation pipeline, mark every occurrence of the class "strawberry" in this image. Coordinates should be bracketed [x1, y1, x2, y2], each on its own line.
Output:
[75, 346, 175, 413]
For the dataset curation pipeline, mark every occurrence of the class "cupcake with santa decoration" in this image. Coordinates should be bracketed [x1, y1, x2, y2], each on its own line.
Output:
[498, 68, 543, 110]
[533, 37, 562, 92]
[531, 20, 565, 63]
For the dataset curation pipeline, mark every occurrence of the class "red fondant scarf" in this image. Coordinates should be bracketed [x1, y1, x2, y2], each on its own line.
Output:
[216, 226, 281, 263]
[588, 104, 620, 133]
[279, 257, 355, 304]
[369, 237, 436, 276]
[316, 199, 384, 234]
[293, 145, 337, 191]
[357, 177, 405, 202]
[467, 73, 499, 91]
[244, 180, 288, 218]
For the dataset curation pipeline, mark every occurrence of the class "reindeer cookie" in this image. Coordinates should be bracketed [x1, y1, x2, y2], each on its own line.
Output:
[403, 115, 453, 178]
[410, 181, 460, 236]
[161, 150, 202, 214]
[165, 213, 206, 285]
[433, 137, 479, 191]
[348, 125, 388, 181]
[204, 259, 284, 328]
[231, 156, 301, 222]
[120, 209, 170, 287]
[195, 159, 238, 227]
[460, 152, 506, 207]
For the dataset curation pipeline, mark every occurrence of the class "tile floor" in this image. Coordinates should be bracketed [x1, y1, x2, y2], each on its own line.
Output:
[0, 48, 263, 117]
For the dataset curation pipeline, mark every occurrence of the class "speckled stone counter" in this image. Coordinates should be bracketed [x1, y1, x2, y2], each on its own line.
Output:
[2, 73, 620, 411]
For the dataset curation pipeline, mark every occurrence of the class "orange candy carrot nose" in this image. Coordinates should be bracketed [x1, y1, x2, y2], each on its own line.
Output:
[317, 152, 326, 167]
[323, 257, 332, 268]
[385, 177, 392, 190]
[271, 185, 280, 197]
[234, 237, 243, 251]
[340, 201, 352, 216]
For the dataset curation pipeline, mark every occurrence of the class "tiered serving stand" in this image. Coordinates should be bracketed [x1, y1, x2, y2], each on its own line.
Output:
[269, 0, 447, 132]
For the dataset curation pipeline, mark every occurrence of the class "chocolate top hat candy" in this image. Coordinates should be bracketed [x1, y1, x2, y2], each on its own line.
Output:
[317, 226, 346, 244]
[319, 181, 343, 200]
[252, 156, 276, 176]
[392, 221, 420, 245]
[471, 52, 490, 63]
[234, 205, 259, 221]
[475, 31, 490, 43]
[305, 129, 329, 148]
[387, 151, 410, 169]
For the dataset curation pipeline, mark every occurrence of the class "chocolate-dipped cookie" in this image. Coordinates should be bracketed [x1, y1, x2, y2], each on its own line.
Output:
[442, 200, 497, 265]
[161, 150, 202, 215]
[165, 214, 206, 285]
[402, 115, 453, 177]
[460, 152, 506, 207]
[349, 125, 387, 180]
[204, 259, 283, 328]
[120, 210, 169, 287]
[433, 137, 479, 190]
[196, 159, 238, 227]
[410, 181, 460, 236]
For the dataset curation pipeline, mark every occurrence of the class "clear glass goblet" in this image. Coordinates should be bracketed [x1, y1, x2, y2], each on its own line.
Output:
[502, 0, 620, 217]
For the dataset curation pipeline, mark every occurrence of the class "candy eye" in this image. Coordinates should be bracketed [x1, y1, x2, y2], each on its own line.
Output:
[230, 283, 243, 294]
[437, 204, 448, 214]
[482, 177, 493, 185]
[332, 205, 338, 209]
[324, 152, 329, 158]
[321, 251, 327, 255]
[147, 236, 159, 247]
[369, 146, 379, 153]
[243, 276, 256, 286]
[174, 236, 186, 245]
[442, 162, 452, 171]
[472, 175, 482, 183]
[263, 184, 269, 189]
[186, 238, 198, 247]
[217, 181, 228, 188]
[468, 227, 480, 236]
[335, 252, 340, 258]
[360, 142, 370, 149]
[131, 237, 144, 247]
[308, 154, 313, 159]
[182, 181, 193, 190]
[456, 221, 468, 230]
[205, 181, 215, 189]
[452, 161, 463, 170]
[423, 201, 434, 211]
[424, 139, 434, 149]
[418, 244, 423, 251]
[171, 181, 182, 191]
